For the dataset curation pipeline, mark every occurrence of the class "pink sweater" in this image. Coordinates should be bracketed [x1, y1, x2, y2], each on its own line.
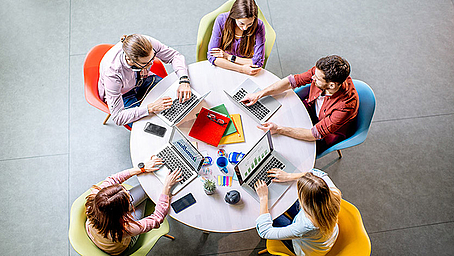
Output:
[98, 35, 189, 125]
[85, 170, 169, 255]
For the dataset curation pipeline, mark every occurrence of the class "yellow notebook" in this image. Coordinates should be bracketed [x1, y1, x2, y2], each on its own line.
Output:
[219, 114, 245, 144]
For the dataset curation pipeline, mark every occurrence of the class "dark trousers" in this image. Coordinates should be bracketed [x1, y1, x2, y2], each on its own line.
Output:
[271, 201, 300, 253]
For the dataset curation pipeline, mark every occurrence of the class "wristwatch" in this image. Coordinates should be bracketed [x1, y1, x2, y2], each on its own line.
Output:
[230, 55, 236, 63]
[138, 162, 145, 173]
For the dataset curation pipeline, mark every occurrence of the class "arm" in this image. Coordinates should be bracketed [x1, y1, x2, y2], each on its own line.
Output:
[257, 122, 317, 142]
[241, 77, 293, 106]
[104, 74, 149, 126]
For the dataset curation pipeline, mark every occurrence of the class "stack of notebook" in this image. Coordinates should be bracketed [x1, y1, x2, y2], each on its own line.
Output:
[189, 104, 245, 147]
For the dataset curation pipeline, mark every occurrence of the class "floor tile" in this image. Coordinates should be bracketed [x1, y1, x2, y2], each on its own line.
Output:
[0, 155, 68, 255]
[0, 0, 70, 160]
[369, 222, 454, 256]
[315, 114, 454, 234]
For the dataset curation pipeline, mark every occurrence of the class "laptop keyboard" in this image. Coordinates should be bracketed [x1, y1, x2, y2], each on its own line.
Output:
[247, 156, 286, 191]
[157, 146, 195, 184]
[232, 88, 271, 120]
[160, 94, 198, 123]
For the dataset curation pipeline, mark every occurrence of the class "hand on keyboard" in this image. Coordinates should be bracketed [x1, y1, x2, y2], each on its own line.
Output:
[143, 155, 164, 173]
[267, 168, 294, 183]
[177, 83, 192, 103]
[163, 168, 182, 196]
[240, 91, 262, 106]
[147, 96, 173, 113]
[257, 121, 279, 135]
[254, 180, 268, 201]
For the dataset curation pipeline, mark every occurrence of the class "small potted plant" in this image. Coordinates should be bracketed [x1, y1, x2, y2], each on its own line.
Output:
[203, 179, 216, 195]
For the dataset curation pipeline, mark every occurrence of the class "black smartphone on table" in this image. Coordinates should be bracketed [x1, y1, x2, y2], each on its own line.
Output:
[144, 122, 167, 137]
[171, 193, 196, 214]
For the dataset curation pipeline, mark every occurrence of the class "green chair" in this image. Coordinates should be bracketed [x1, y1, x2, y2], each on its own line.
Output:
[196, 0, 276, 67]
[69, 184, 174, 256]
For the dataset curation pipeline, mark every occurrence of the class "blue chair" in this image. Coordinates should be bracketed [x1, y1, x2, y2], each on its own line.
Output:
[293, 80, 376, 159]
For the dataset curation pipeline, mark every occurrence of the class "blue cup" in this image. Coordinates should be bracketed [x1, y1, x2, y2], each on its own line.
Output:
[216, 156, 228, 174]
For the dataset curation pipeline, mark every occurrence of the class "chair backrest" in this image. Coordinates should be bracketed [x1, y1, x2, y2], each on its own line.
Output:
[352, 79, 376, 135]
[196, 0, 276, 67]
[84, 44, 114, 114]
[325, 199, 371, 256]
[69, 184, 170, 256]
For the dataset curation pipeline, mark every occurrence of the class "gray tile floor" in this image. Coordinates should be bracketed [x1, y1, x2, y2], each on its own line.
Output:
[0, 0, 453, 255]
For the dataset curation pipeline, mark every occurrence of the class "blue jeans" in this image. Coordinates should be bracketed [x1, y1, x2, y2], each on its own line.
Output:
[271, 201, 300, 253]
[123, 75, 162, 128]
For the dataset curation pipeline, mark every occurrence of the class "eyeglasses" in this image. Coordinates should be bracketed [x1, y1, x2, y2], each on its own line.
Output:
[128, 50, 156, 72]
[207, 113, 226, 126]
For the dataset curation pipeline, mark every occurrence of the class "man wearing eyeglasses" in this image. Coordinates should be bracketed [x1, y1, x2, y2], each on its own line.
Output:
[98, 34, 192, 128]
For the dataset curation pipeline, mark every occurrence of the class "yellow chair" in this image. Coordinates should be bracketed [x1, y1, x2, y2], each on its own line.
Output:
[69, 184, 174, 256]
[196, 0, 276, 67]
[258, 199, 371, 256]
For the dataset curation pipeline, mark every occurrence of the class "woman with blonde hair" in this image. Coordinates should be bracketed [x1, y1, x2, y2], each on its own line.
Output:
[207, 0, 265, 75]
[98, 34, 192, 128]
[255, 168, 341, 256]
[85, 156, 181, 255]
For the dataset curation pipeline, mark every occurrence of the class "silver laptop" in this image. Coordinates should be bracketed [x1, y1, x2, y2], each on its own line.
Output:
[154, 126, 205, 195]
[234, 131, 297, 207]
[224, 78, 281, 124]
[157, 80, 210, 126]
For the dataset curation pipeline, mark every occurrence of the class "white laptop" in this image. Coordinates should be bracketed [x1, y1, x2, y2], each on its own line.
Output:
[234, 131, 297, 207]
[224, 78, 281, 124]
[157, 80, 210, 126]
[154, 126, 205, 195]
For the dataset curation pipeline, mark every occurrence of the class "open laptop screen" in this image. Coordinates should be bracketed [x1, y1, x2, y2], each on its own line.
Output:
[171, 128, 204, 171]
[236, 132, 272, 181]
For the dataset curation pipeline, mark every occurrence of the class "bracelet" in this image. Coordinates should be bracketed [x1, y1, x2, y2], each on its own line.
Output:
[230, 55, 236, 63]
[179, 80, 190, 84]
[179, 76, 189, 80]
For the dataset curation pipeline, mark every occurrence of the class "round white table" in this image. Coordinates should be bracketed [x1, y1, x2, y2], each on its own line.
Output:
[130, 61, 315, 233]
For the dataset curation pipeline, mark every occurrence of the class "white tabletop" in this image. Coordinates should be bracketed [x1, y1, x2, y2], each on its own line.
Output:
[130, 61, 315, 233]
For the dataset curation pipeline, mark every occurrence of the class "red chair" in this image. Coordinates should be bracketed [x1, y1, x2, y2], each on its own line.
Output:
[83, 44, 168, 131]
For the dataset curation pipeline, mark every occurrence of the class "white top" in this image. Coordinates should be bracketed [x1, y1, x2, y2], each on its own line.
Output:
[130, 61, 316, 232]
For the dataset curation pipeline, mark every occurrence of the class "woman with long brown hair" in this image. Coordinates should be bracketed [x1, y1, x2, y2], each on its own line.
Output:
[85, 156, 181, 255]
[255, 168, 341, 256]
[207, 0, 265, 75]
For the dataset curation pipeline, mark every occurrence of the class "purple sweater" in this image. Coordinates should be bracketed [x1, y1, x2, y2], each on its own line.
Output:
[207, 12, 265, 67]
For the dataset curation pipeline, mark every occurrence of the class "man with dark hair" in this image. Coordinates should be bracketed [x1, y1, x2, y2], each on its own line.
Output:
[241, 55, 359, 154]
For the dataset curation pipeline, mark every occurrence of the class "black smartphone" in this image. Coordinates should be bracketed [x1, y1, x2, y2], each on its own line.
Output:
[144, 122, 167, 137]
[171, 193, 196, 214]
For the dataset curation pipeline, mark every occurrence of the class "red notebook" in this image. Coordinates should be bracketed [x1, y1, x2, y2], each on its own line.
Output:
[189, 107, 230, 147]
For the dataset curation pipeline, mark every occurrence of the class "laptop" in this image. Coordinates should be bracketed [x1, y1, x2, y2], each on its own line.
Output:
[153, 126, 205, 195]
[234, 131, 297, 207]
[157, 80, 210, 126]
[224, 78, 281, 124]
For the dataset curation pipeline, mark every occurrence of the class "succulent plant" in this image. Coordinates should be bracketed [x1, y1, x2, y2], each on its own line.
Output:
[203, 179, 216, 194]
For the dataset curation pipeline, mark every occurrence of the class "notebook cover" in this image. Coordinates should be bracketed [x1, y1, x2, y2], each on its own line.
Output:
[210, 104, 237, 136]
[219, 114, 245, 144]
[189, 107, 230, 147]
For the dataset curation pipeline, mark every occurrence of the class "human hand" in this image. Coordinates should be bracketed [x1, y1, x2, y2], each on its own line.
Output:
[147, 96, 173, 113]
[209, 48, 228, 59]
[177, 83, 191, 103]
[142, 155, 163, 173]
[254, 180, 268, 200]
[257, 122, 279, 135]
[268, 168, 295, 183]
[241, 65, 262, 76]
[163, 168, 183, 196]
[240, 92, 261, 106]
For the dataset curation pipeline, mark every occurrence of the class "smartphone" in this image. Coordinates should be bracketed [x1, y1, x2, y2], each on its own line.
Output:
[171, 193, 196, 214]
[144, 122, 167, 137]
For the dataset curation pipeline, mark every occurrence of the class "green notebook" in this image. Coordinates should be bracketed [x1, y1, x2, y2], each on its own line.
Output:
[210, 104, 237, 136]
